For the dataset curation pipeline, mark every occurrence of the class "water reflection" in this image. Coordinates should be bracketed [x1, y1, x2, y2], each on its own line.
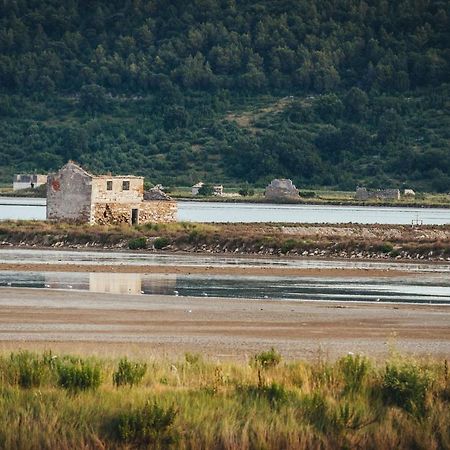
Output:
[1, 271, 449, 305]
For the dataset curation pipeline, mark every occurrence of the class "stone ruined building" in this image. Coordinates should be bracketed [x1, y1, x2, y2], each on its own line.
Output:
[13, 174, 47, 191]
[47, 162, 176, 224]
[355, 187, 400, 201]
[265, 179, 300, 201]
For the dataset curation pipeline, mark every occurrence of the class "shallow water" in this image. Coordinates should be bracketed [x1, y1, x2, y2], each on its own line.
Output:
[1, 271, 449, 305]
[1, 248, 450, 273]
[1, 197, 449, 225]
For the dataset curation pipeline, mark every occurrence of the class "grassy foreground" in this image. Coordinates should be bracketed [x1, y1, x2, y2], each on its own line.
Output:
[0, 350, 448, 449]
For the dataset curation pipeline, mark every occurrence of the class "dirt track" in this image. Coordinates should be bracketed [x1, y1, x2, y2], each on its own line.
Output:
[0, 288, 448, 361]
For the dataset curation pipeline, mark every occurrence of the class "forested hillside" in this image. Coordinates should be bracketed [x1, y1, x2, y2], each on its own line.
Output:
[1, 0, 449, 191]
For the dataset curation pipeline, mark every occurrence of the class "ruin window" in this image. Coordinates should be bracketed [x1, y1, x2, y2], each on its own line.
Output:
[122, 180, 130, 190]
[106, 180, 113, 191]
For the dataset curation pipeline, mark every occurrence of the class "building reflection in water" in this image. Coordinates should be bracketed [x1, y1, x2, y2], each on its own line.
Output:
[45, 272, 177, 295]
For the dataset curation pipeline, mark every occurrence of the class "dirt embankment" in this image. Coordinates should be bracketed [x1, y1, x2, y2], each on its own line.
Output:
[1, 221, 449, 261]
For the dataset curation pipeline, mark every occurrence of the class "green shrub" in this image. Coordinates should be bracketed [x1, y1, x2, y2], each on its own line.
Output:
[338, 354, 371, 394]
[281, 238, 297, 254]
[57, 359, 102, 392]
[153, 237, 170, 249]
[252, 348, 282, 369]
[299, 191, 316, 198]
[198, 184, 214, 196]
[377, 242, 394, 253]
[9, 351, 48, 388]
[381, 362, 431, 416]
[128, 236, 147, 250]
[113, 358, 147, 388]
[115, 401, 178, 448]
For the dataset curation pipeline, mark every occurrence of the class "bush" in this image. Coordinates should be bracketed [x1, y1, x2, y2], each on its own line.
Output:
[115, 401, 178, 448]
[252, 348, 282, 369]
[299, 191, 316, 198]
[128, 236, 147, 250]
[381, 362, 431, 416]
[9, 351, 48, 388]
[338, 354, 371, 394]
[197, 184, 214, 196]
[281, 239, 297, 254]
[153, 237, 170, 249]
[57, 359, 102, 392]
[238, 184, 255, 196]
[113, 358, 147, 388]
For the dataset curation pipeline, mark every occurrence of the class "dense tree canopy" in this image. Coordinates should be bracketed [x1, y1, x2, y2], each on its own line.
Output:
[0, 0, 449, 191]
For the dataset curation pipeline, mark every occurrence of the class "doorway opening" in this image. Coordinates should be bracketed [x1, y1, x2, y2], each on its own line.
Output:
[131, 208, 139, 225]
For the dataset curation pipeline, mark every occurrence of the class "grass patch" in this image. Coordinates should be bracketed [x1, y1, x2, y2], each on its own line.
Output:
[0, 351, 447, 449]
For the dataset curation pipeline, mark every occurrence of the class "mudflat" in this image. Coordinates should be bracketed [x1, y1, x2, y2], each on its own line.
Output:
[0, 288, 448, 361]
[0, 262, 415, 278]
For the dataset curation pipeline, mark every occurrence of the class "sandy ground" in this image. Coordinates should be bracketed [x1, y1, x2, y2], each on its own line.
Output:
[0, 262, 415, 278]
[0, 288, 448, 361]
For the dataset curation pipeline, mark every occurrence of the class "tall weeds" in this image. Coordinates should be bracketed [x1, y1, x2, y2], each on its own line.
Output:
[0, 351, 447, 449]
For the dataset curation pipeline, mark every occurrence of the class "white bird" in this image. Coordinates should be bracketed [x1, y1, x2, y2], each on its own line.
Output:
[188, 309, 192, 313]
[141, 290, 145, 294]
[44, 284, 50, 288]
[6, 282, 11, 286]
[67, 285, 73, 289]
[201, 292, 208, 297]
[174, 290, 179, 296]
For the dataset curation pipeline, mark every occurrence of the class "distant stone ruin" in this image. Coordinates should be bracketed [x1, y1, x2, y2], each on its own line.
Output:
[265, 179, 300, 201]
[355, 187, 400, 201]
[47, 162, 176, 225]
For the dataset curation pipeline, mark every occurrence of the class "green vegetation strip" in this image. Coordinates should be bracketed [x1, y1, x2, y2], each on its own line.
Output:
[0, 350, 448, 449]
[1, 221, 449, 260]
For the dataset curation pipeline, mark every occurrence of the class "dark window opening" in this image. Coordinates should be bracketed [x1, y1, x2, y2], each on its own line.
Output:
[107, 180, 113, 190]
[131, 208, 139, 225]
[122, 180, 130, 190]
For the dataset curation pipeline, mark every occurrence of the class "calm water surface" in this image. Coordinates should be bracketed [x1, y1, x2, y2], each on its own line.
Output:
[1, 248, 450, 273]
[1, 197, 449, 225]
[1, 271, 449, 305]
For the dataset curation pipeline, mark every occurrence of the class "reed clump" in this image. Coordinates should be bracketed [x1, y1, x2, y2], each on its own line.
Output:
[0, 351, 448, 449]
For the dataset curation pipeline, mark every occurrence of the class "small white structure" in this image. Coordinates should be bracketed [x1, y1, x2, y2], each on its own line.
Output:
[13, 174, 47, 191]
[192, 182, 204, 196]
[403, 189, 416, 198]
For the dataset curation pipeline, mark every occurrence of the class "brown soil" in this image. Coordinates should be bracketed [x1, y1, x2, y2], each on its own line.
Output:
[0, 263, 414, 278]
[0, 288, 448, 361]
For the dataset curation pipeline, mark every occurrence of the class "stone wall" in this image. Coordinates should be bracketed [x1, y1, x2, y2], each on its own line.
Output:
[92, 200, 177, 225]
[355, 187, 400, 201]
[91, 176, 144, 204]
[139, 200, 177, 223]
[47, 163, 92, 222]
[265, 179, 300, 201]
